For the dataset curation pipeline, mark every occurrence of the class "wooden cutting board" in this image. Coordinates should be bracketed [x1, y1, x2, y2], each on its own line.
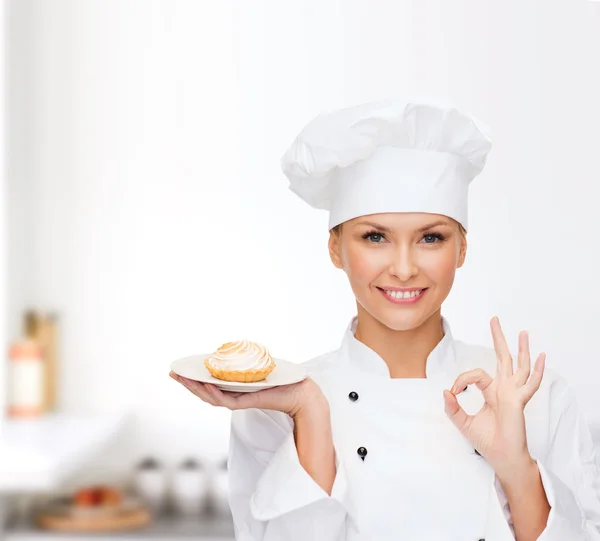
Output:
[35, 506, 152, 532]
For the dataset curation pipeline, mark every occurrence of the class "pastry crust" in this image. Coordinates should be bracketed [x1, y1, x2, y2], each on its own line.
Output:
[204, 359, 276, 382]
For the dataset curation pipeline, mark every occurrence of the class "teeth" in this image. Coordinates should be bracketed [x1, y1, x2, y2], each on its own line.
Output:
[384, 289, 422, 299]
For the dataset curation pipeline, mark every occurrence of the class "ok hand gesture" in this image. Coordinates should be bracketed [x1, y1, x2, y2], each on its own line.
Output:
[443, 316, 546, 483]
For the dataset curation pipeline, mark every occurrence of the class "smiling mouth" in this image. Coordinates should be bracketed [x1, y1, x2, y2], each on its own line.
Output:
[376, 287, 429, 302]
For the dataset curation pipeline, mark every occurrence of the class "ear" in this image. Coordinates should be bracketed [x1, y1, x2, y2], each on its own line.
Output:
[328, 230, 343, 269]
[456, 234, 467, 269]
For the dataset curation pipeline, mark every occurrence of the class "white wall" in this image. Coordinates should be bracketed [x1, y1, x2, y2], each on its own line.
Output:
[6, 0, 600, 481]
[0, 0, 6, 434]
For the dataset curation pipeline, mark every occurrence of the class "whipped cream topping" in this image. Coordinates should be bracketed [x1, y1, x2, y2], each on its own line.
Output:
[205, 340, 274, 371]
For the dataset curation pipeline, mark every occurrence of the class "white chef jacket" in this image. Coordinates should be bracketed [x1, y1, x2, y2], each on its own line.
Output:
[227, 315, 600, 540]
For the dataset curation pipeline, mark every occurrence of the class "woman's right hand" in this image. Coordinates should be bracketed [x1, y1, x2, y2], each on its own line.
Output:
[168, 371, 328, 419]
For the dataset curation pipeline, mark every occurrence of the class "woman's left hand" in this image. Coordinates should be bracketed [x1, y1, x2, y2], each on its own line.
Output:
[443, 316, 546, 484]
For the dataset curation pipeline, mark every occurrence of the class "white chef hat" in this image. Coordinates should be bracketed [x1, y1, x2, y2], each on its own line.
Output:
[280, 98, 492, 232]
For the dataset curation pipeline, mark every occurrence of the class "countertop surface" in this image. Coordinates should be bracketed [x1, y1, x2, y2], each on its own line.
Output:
[5, 514, 235, 540]
[0, 413, 127, 492]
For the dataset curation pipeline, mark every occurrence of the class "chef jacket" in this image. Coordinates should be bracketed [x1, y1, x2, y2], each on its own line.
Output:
[227, 315, 600, 540]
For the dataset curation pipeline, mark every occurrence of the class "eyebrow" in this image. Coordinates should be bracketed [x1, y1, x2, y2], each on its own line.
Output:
[356, 219, 452, 233]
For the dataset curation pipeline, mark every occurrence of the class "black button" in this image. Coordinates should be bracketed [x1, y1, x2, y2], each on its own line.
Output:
[357, 447, 368, 461]
[348, 391, 359, 402]
[479, 538, 485, 541]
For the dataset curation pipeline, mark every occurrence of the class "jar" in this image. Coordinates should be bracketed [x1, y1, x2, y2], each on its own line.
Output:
[7, 339, 44, 418]
[132, 457, 167, 516]
[211, 458, 230, 515]
[170, 457, 208, 517]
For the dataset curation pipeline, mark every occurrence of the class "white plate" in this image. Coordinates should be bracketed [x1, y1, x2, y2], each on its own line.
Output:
[170, 354, 308, 393]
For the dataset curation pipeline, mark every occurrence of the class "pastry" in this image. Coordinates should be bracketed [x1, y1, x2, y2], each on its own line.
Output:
[204, 340, 276, 382]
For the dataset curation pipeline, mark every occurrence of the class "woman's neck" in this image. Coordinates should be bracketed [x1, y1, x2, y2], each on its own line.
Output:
[353, 306, 445, 378]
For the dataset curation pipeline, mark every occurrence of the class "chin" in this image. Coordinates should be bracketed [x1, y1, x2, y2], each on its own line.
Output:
[362, 305, 427, 332]
[380, 314, 425, 332]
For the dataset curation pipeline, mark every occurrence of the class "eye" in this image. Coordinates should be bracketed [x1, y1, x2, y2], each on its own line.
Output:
[361, 230, 385, 243]
[421, 232, 446, 244]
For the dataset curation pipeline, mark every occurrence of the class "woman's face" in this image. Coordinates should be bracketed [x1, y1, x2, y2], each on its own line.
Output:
[328, 212, 467, 331]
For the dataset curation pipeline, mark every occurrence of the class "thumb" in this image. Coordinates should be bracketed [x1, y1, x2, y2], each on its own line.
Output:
[443, 389, 459, 416]
[443, 389, 470, 435]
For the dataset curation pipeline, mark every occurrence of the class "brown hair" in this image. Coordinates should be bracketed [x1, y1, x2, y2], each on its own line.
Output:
[331, 223, 343, 236]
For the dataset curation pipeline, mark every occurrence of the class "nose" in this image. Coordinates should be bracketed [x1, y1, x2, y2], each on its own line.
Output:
[388, 244, 419, 282]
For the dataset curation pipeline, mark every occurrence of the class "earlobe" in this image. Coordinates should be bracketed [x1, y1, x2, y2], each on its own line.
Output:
[328, 234, 343, 269]
[457, 238, 467, 268]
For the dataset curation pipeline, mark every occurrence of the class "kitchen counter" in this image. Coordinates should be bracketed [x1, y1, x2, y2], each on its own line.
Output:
[4, 514, 235, 541]
[0, 412, 129, 538]
[0, 412, 127, 492]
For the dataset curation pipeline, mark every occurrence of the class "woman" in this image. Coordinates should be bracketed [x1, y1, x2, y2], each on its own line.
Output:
[170, 100, 600, 540]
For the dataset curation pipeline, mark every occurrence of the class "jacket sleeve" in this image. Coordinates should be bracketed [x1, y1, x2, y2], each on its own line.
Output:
[226, 407, 357, 540]
[532, 383, 600, 540]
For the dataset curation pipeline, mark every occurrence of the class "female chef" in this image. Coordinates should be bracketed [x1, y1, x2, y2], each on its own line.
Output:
[169, 99, 600, 541]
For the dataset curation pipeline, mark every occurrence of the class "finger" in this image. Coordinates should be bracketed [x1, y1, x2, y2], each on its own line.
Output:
[516, 331, 531, 386]
[521, 353, 546, 402]
[179, 378, 220, 407]
[183, 380, 218, 405]
[450, 368, 497, 409]
[444, 389, 472, 436]
[450, 368, 495, 397]
[491, 317, 513, 378]
[221, 384, 295, 411]
[198, 383, 245, 400]
[204, 383, 227, 407]
[205, 384, 258, 410]
[225, 392, 247, 399]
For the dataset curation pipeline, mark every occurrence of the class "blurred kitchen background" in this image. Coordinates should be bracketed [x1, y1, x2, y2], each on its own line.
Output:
[1, 0, 600, 539]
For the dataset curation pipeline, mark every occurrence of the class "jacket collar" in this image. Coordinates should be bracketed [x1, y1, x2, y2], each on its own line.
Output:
[340, 314, 456, 379]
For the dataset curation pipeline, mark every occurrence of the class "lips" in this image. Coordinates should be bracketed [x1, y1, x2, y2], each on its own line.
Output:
[377, 287, 428, 305]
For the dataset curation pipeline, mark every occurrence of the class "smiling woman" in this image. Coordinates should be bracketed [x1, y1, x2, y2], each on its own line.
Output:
[171, 99, 600, 541]
[327, 213, 468, 341]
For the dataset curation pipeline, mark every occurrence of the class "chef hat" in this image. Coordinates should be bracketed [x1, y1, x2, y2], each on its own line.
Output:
[280, 98, 492, 231]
